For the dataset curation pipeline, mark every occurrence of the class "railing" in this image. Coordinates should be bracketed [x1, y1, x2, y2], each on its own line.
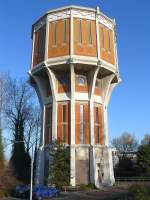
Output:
[115, 177, 150, 182]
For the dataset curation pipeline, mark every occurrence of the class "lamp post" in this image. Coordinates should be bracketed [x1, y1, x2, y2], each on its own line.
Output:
[29, 142, 35, 200]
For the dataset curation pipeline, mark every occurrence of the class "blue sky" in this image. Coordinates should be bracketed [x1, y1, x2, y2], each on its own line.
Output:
[0, 0, 150, 145]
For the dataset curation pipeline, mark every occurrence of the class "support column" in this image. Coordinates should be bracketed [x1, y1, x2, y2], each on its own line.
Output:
[70, 63, 76, 186]
[88, 66, 100, 184]
[101, 75, 117, 186]
[46, 67, 57, 141]
[29, 73, 46, 185]
[102, 147, 115, 186]
[102, 74, 115, 146]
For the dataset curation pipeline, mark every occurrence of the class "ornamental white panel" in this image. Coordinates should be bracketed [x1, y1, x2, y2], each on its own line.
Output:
[75, 92, 89, 101]
[47, 10, 71, 22]
[34, 18, 46, 32]
[97, 15, 113, 30]
[72, 10, 95, 20]
[57, 93, 70, 101]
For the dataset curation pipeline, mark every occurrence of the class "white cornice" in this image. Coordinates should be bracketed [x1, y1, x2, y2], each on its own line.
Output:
[32, 5, 115, 33]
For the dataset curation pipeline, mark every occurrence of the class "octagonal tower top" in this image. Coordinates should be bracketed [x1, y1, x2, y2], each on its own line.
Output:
[30, 5, 118, 78]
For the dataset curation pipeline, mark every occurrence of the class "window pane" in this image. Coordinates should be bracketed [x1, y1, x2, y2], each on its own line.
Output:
[62, 20, 67, 44]
[62, 124, 66, 142]
[78, 19, 82, 44]
[62, 105, 67, 122]
[87, 20, 92, 45]
[62, 104, 67, 143]
[108, 30, 111, 51]
[101, 27, 104, 48]
[80, 105, 84, 144]
[96, 125, 99, 143]
[96, 107, 99, 124]
[53, 21, 57, 46]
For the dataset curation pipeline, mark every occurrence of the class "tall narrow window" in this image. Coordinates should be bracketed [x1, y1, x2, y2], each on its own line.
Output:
[62, 104, 67, 142]
[101, 27, 104, 49]
[79, 104, 84, 144]
[45, 105, 52, 144]
[53, 21, 57, 46]
[95, 107, 99, 143]
[87, 20, 92, 45]
[108, 30, 111, 51]
[62, 19, 67, 44]
[78, 19, 82, 44]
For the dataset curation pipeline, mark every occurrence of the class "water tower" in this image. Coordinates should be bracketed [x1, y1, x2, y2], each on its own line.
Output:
[29, 5, 120, 188]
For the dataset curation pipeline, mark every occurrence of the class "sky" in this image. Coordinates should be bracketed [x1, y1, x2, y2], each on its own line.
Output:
[0, 0, 150, 147]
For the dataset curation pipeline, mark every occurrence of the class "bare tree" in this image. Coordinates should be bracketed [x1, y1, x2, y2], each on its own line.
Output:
[0, 72, 8, 127]
[141, 134, 150, 145]
[24, 105, 40, 153]
[111, 132, 139, 153]
[0, 72, 9, 166]
[4, 77, 40, 182]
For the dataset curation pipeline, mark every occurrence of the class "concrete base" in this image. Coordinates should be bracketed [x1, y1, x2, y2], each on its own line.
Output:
[35, 145, 115, 188]
[93, 146, 115, 188]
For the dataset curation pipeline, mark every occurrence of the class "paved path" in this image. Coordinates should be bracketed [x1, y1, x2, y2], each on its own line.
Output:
[52, 187, 129, 200]
[0, 186, 129, 200]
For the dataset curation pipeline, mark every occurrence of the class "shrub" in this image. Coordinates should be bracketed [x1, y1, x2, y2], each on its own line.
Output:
[0, 189, 9, 197]
[78, 183, 97, 190]
[129, 184, 150, 200]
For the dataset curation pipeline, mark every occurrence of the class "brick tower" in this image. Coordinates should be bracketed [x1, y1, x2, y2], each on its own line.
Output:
[29, 5, 120, 188]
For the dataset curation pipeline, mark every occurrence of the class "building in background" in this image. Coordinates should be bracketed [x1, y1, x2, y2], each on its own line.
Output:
[29, 5, 120, 188]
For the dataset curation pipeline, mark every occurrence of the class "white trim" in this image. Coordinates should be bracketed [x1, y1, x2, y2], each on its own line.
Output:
[72, 9, 95, 20]
[89, 66, 100, 99]
[43, 105, 46, 146]
[100, 59, 117, 73]
[46, 67, 57, 101]
[93, 95, 102, 104]
[46, 5, 96, 15]
[97, 15, 113, 30]
[47, 10, 70, 22]
[34, 18, 47, 32]
[75, 92, 89, 101]
[57, 93, 70, 101]
[96, 14, 100, 60]
[31, 61, 45, 73]
[70, 9, 74, 56]
[113, 21, 119, 73]
[31, 31, 35, 69]
[46, 55, 70, 66]
[45, 16, 49, 61]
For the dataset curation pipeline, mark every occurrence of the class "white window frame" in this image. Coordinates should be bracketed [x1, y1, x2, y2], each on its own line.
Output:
[52, 21, 57, 47]
[62, 19, 67, 45]
[61, 103, 67, 143]
[79, 104, 84, 144]
[87, 20, 92, 45]
[77, 19, 82, 44]
[46, 104, 52, 144]
[76, 75, 87, 86]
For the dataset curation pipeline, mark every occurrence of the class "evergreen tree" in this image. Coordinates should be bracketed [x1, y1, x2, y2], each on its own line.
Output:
[137, 144, 150, 176]
[10, 117, 31, 183]
[48, 142, 70, 188]
[0, 127, 4, 168]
